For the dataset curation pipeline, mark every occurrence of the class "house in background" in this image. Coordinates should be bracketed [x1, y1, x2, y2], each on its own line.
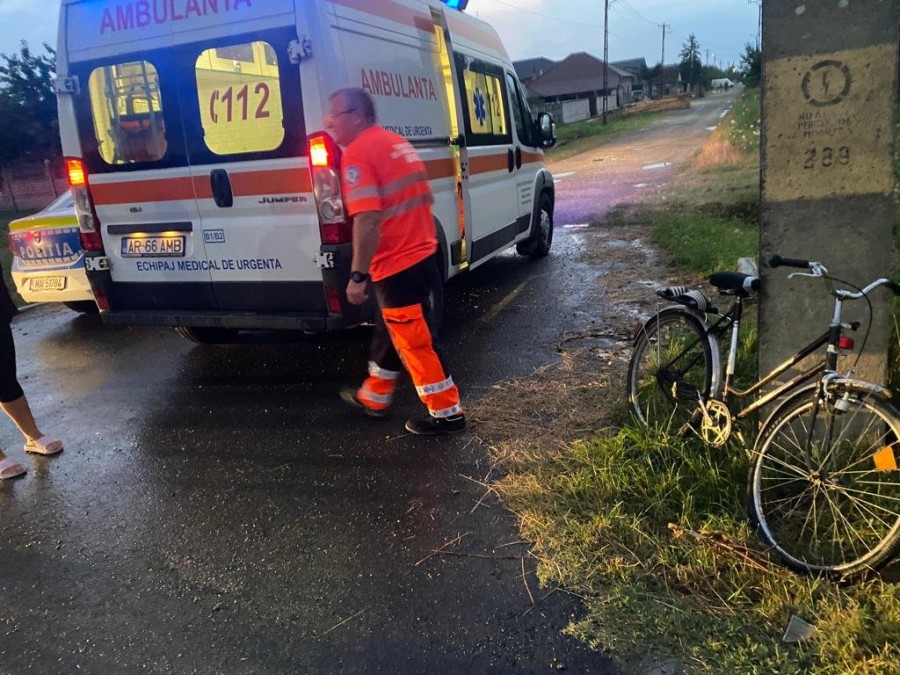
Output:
[611, 57, 648, 100]
[512, 56, 556, 86]
[650, 65, 685, 98]
[520, 52, 633, 124]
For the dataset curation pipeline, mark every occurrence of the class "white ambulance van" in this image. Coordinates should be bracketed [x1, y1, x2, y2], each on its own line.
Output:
[56, 0, 557, 342]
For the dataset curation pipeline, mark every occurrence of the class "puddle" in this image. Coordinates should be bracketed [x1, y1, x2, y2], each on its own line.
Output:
[641, 162, 671, 170]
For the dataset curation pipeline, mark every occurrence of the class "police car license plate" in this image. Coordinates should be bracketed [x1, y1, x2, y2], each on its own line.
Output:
[30, 276, 66, 292]
[121, 235, 186, 258]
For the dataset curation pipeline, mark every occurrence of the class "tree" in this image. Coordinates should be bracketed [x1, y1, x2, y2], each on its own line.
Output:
[740, 42, 762, 88]
[0, 41, 60, 164]
[678, 34, 702, 94]
[639, 62, 662, 99]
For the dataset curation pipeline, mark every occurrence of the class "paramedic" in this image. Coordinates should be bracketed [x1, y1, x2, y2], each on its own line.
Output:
[327, 87, 465, 435]
[0, 264, 64, 479]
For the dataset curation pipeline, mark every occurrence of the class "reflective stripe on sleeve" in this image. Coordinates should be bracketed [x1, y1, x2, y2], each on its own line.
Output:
[368, 361, 401, 380]
[347, 185, 383, 200]
[416, 376, 455, 397]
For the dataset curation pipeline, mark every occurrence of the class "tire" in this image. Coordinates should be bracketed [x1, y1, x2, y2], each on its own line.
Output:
[627, 309, 715, 432]
[516, 192, 553, 258]
[749, 390, 900, 578]
[174, 326, 239, 344]
[64, 301, 99, 314]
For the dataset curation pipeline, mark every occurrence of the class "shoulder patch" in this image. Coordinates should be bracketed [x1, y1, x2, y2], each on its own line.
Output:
[344, 166, 361, 186]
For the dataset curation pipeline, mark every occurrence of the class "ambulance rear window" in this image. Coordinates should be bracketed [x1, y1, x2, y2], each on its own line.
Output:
[87, 61, 167, 165]
[195, 40, 285, 156]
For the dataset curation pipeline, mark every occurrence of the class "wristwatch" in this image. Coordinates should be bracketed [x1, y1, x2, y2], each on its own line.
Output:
[350, 271, 371, 283]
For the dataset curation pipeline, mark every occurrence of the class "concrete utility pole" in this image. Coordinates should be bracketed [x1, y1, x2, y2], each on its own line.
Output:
[659, 23, 670, 97]
[602, 0, 610, 124]
[760, 1, 900, 383]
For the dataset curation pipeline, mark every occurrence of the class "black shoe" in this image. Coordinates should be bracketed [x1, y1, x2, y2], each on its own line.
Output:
[340, 387, 389, 419]
[404, 414, 466, 435]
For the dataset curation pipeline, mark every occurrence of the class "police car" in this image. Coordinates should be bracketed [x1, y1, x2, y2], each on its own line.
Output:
[8, 191, 97, 312]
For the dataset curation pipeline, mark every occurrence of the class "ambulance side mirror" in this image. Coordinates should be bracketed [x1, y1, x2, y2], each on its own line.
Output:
[537, 113, 557, 149]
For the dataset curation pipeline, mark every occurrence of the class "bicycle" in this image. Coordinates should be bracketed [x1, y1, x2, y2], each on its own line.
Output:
[626, 254, 900, 578]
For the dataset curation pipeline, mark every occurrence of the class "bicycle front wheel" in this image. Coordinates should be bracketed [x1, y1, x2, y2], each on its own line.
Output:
[627, 309, 715, 432]
[749, 391, 900, 577]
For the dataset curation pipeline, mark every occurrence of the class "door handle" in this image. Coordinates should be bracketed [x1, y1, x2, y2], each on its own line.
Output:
[210, 169, 233, 208]
[515, 147, 522, 170]
[507, 148, 514, 173]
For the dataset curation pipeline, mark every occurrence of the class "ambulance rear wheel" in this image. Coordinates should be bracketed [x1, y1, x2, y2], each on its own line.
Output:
[517, 192, 553, 259]
[64, 301, 99, 314]
[175, 326, 239, 344]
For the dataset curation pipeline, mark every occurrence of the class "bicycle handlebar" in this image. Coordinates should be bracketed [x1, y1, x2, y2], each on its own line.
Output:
[770, 254, 900, 299]
[769, 255, 810, 269]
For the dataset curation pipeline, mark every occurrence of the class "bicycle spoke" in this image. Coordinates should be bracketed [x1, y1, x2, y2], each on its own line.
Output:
[838, 486, 897, 533]
[821, 486, 863, 563]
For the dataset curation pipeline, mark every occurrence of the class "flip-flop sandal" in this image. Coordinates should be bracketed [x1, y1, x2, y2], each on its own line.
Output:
[24, 436, 64, 456]
[0, 456, 26, 479]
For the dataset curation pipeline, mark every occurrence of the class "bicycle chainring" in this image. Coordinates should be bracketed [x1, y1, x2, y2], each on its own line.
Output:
[699, 399, 733, 447]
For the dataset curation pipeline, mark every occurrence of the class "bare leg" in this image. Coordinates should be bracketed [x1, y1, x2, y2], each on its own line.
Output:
[1, 395, 43, 443]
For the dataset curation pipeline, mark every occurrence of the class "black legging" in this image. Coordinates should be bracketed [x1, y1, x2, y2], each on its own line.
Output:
[0, 322, 24, 403]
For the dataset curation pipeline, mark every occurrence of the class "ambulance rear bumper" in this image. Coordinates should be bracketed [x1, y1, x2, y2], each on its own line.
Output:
[99, 309, 371, 332]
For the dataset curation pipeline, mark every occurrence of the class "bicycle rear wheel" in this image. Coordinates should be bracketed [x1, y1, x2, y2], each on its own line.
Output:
[627, 309, 714, 432]
[749, 390, 900, 577]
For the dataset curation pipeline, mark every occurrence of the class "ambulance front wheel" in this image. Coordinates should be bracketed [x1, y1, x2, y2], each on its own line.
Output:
[517, 192, 553, 259]
[175, 326, 239, 344]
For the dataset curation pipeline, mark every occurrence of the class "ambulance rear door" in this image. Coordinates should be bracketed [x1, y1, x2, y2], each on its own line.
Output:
[182, 27, 321, 313]
[70, 44, 217, 311]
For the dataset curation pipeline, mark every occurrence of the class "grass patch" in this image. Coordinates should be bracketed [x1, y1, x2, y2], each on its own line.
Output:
[547, 111, 667, 163]
[473, 87, 900, 672]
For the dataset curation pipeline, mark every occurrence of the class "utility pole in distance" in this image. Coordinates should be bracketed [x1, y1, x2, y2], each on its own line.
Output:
[658, 23, 671, 98]
[602, 0, 611, 124]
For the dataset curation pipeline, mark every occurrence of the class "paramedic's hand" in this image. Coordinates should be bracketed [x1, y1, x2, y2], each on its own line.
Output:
[346, 280, 369, 306]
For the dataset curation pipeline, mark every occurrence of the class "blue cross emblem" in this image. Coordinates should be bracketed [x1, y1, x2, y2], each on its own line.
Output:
[473, 88, 486, 126]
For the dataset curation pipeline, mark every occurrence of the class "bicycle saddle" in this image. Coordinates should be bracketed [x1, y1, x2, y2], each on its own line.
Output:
[709, 271, 760, 297]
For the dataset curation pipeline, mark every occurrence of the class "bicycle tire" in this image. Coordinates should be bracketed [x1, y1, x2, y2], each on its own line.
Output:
[627, 308, 715, 432]
[749, 389, 900, 578]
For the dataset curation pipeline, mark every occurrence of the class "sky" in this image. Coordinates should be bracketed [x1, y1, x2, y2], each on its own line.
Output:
[0, 0, 759, 72]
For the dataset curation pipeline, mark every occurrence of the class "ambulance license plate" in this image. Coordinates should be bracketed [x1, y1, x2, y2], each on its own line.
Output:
[29, 276, 66, 292]
[121, 235, 186, 258]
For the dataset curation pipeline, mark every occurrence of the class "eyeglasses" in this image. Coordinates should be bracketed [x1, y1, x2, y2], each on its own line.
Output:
[324, 108, 357, 122]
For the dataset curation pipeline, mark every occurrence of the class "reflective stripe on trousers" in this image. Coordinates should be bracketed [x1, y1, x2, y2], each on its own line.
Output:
[357, 361, 400, 411]
[382, 303, 462, 418]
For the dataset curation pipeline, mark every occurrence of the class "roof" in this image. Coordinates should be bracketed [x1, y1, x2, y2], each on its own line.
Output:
[527, 52, 628, 98]
[611, 57, 647, 76]
[512, 57, 556, 81]
[660, 65, 682, 84]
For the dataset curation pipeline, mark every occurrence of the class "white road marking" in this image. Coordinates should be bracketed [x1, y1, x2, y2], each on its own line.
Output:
[633, 183, 648, 188]
[705, 126, 717, 131]
[562, 223, 590, 229]
[553, 171, 576, 184]
[642, 162, 671, 170]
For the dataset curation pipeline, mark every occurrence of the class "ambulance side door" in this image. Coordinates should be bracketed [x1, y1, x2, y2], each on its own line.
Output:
[454, 53, 520, 267]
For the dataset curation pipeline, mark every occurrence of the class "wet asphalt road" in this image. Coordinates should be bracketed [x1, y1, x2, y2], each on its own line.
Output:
[0, 92, 736, 675]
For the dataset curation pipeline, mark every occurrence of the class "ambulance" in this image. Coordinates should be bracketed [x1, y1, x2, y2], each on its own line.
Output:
[56, 0, 557, 342]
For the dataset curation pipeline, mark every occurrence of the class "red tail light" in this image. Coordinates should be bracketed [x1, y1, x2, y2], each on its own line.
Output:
[325, 285, 342, 314]
[65, 156, 105, 253]
[91, 284, 109, 312]
[308, 133, 351, 244]
[838, 337, 855, 350]
[66, 158, 86, 187]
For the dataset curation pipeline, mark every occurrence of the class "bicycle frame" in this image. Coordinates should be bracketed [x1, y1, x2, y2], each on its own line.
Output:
[704, 294, 830, 422]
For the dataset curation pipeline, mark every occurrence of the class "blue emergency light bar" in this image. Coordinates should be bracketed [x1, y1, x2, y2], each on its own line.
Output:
[443, 0, 469, 9]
